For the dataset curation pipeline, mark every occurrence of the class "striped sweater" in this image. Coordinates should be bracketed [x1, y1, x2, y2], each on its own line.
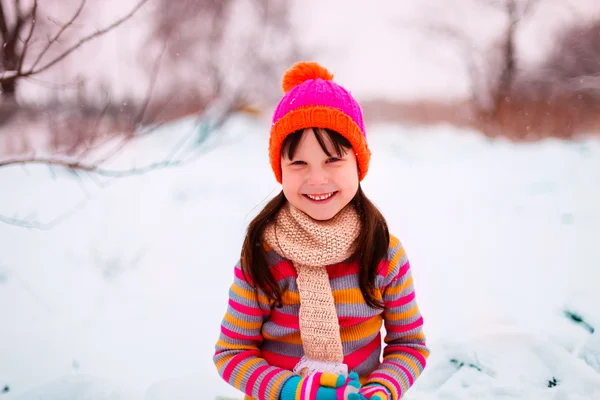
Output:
[213, 234, 429, 400]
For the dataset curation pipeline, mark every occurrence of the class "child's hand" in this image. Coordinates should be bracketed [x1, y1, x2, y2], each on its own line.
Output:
[347, 384, 391, 400]
[279, 371, 361, 400]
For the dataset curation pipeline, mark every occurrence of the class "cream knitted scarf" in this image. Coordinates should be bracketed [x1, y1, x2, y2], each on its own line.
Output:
[263, 201, 361, 377]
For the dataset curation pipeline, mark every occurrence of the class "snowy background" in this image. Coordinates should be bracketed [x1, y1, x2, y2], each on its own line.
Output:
[2, 1, 600, 399]
[2, 115, 600, 400]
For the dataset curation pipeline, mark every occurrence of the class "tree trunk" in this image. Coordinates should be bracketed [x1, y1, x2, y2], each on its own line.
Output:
[1, 78, 17, 99]
[493, 1, 518, 115]
[495, 26, 516, 109]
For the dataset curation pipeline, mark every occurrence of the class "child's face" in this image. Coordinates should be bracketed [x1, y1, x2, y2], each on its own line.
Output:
[281, 128, 359, 221]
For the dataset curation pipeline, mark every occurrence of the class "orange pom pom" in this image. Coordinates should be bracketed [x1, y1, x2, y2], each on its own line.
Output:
[281, 62, 334, 93]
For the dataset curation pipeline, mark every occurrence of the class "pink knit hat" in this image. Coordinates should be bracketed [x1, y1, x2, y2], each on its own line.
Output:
[269, 62, 371, 183]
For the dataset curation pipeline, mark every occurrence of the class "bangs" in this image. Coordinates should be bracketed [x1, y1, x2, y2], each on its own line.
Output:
[281, 128, 352, 160]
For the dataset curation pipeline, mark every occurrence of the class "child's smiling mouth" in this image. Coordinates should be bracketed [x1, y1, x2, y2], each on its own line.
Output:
[303, 191, 338, 202]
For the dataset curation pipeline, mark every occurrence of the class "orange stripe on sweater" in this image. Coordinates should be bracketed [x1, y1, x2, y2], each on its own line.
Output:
[386, 353, 420, 377]
[386, 304, 419, 321]
[231, 283, 270, 305]
[388, 247, 405, 276]
[378, 365, 407, 394]
[215, 353, 235, 371]
[385, 276, 413, 296]
[332, 287, 380, 304]
[282, 290, 300, 304]
[234, 357, 263, 388]
[216, 338, 257, 351]
[340, 316, 382, 342]
[224, 312, 263, 330]
[262, 330, 302, 345]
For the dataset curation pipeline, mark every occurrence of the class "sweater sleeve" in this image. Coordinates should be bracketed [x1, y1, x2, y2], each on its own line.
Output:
[213, 261, 294, 400]
[365, 238, 430, 400]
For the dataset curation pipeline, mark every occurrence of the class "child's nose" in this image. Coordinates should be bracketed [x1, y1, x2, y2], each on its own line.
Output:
[306, 168, 328, 186]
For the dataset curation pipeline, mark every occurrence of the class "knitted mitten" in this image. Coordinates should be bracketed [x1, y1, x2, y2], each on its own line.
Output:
[279, 372, 361, 400]
[348, 384, 391, 400]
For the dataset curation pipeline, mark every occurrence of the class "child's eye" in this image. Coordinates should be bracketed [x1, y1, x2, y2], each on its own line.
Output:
[326, 157, 340, 163]
[291, 160, 306, 165]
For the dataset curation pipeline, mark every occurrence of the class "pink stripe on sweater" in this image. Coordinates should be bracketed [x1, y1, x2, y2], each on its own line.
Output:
[388, 291, 415, 308]
[386, 362, 414, 386]
[338, 314, 374, 327]
[385, 345, 428, 368]
[362, 386, 386, 395]
[258, 369, 280, 400]
[228, 298, 266, 317]
[369, 373, 402, 398]
[222, 350, 260, 381]
[377, 259, 390, 277]
[262, 349, 301, 371]
[398, 260, 410, 277]
[344, 334, 380, 369]
[270, 308, 300, 329]
[221, 325, 263, 342]
[327, 262, 359, 279]
[271, 261, 297, 281]
[234, 266, 249, 283]
[386, 317, 423, 334]
[361, 386, 377, 395]
[245, 364, 270, 396]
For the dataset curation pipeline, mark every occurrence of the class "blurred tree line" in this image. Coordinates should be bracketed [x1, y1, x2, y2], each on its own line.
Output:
[1, 0, 599, 169]
[369, 0, 600, 139]
[473, 0, 600, 138]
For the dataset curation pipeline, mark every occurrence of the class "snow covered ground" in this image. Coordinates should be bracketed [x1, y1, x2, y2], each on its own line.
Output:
[1, 115, 600, 400]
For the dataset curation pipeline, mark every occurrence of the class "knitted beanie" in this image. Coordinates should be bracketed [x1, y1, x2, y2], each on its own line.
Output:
[269, 62, 371, 183]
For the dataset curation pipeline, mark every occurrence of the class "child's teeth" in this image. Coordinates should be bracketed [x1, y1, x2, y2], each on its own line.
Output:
[307, 192, 333, 201]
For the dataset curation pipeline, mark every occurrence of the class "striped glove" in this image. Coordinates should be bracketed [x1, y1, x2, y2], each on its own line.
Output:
[279, 371, 361, 400]
[348, 384, 391, 400]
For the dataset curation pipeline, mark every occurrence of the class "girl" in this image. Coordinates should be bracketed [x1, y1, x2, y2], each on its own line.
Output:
[213, 62, 429, 400]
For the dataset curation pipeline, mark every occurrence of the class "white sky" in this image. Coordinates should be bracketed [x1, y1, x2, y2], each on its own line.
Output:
[15, 0, 600, 104]
[291, 0, 600, 101]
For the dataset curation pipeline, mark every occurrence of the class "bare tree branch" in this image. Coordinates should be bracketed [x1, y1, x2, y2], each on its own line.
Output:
[29, 0, 86, 72]
[17, 0, 38, 74]
[0, 2, 10, 43]
[0, 155, 184, 177]
[27, 0, 148, 76]
[0, 0, 149, 83]
[0, 70, 18, 80]
[64, 42, 171, 169]
[0, 111, 233, 231]
[0, 92, 238, 177]
[134, 39, 168, 126]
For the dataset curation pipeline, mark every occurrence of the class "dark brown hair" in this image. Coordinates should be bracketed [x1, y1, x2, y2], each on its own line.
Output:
[241, 128, 390, 309]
